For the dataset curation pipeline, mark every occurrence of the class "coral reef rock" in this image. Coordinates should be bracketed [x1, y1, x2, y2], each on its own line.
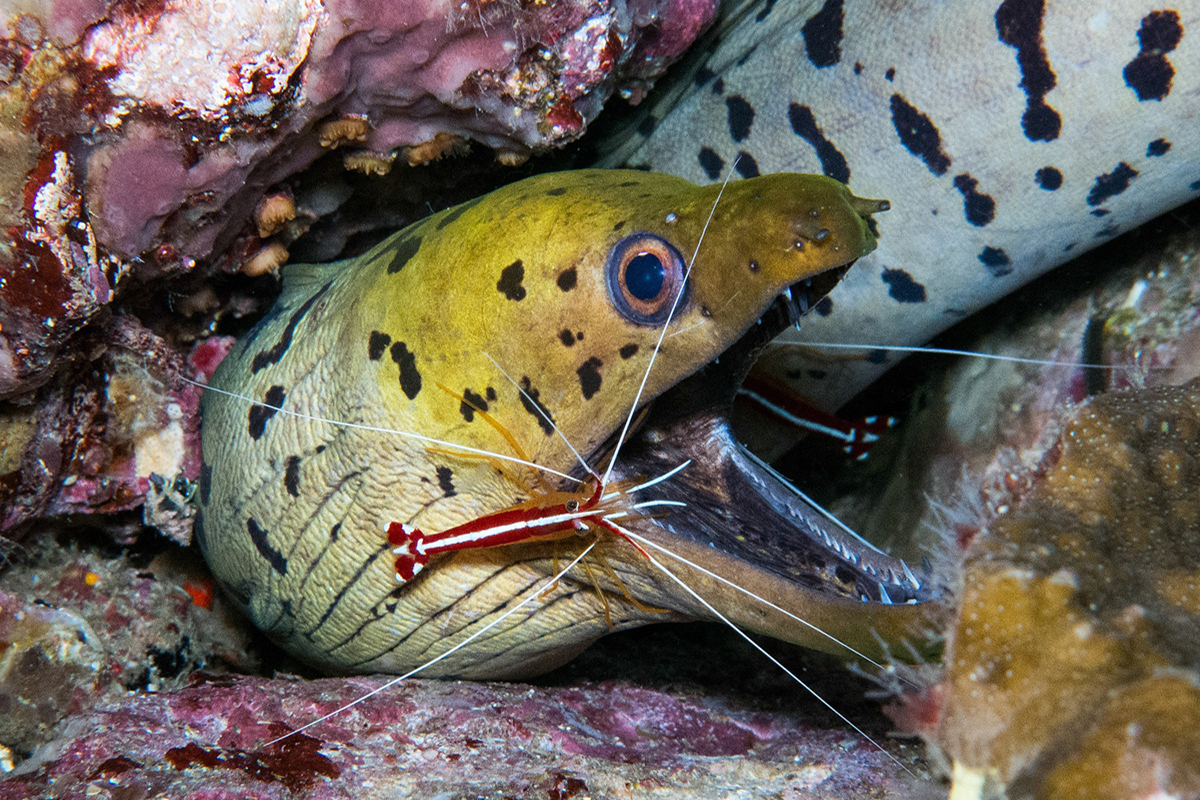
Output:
[932, 377, 1200, 799]
[0, 0, 715, 397]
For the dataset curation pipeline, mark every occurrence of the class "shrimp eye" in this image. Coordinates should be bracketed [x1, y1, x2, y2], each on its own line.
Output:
[606, 233, 687, 326]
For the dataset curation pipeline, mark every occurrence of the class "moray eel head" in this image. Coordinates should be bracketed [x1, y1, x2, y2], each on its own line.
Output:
[199, 169, 906, 678]
[351, 169, 885, 475]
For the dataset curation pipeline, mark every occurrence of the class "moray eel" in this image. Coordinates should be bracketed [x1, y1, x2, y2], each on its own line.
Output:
[605, 0, 1200, 428]
[197, 169, 926, 678]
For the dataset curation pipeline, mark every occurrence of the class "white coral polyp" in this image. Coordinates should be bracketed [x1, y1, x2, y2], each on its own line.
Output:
[82, 0, 324, 119]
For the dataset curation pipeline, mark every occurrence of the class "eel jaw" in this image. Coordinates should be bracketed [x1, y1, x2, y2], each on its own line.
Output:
[596, 265, 937, 653]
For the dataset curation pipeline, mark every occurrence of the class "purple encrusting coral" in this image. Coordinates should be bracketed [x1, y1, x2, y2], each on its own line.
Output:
[0, 533, 931, 796]
[1, 672, 926, 799]
[0, 0, 717, 399]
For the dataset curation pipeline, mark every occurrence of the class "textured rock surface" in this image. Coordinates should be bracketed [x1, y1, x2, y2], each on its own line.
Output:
[1, 665, 931, 799]
[931, 378, 1200, 799]
[0, 535, 255, 758]
[816, 204, 1200, 797]
[0, 319, 229, 535]
[0, 0, 716, 398]
[0, 0, 715, 537]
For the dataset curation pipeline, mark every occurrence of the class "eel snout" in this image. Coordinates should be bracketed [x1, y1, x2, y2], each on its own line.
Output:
[601, 256, 942, 664]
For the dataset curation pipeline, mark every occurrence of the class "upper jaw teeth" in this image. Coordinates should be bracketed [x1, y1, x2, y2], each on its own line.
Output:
[782, 285, 810, 328]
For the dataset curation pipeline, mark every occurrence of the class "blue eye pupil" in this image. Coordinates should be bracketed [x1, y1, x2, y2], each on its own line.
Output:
[626, 252, 665, 300]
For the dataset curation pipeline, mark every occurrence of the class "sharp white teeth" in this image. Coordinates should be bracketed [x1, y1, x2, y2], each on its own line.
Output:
[879, 583, 893, 605]
[902, 560, 922, 591]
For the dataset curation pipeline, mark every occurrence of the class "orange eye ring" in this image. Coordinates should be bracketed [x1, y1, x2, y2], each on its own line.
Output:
[605, 233, 687, 326]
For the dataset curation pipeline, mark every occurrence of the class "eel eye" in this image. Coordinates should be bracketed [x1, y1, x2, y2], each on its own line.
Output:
[606, 233, 687, 326]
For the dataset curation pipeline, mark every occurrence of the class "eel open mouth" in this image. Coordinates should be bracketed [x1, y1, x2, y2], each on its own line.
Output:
[597, 262, 937, 657]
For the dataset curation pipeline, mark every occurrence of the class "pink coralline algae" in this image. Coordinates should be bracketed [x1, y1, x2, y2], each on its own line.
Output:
[0, 671, 926, 799]
[0, 317, 229, 536]
[0, 0, 716, 398]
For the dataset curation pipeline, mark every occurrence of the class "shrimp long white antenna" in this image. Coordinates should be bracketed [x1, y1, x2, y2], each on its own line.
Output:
[604, 459, 692, 500]
[611, 522, 916, 685]
[604, 519, 916, 776]
[791, 341, 1143, 370]
[601, 158, 741, 488]
[483, 351, 596, 478]
[263, 541, 599, 747]
[183, 376, 581, 484]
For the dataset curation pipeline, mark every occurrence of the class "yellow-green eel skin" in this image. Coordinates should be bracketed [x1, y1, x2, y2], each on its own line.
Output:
[197, 169, 900, 679]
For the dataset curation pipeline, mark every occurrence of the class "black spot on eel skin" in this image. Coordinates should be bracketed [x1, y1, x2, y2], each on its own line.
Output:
[368, 331, 391, 360]
[995, 0, 1062, 142]
[698, 146, 724, 180]
[788, 103, 850, 184]
[953, 173, 996, 227]
[390, 341, 422, 400]
[436, 465, 456, 497]
[435, 196, 482, 230]
[1124, 10, 1182, 101]
[881, 267, 928, 303]
[518, 376, 556, 436]
[250, 283, 330, 374]
[284, 455, 301, 497]
[247, 518, 287, 576]
[1147, 138, 1171, 157]
[1087, 162, 1139, 207]
[497, 260, 527, 301]
[557, 267, 577, 292]
[459, 388, 490, 422]
[979, 246, 1013, 277]
[247, 385, 286, 440]
[801, 0, 844, 68]
[725, 95, 755, 142]
[889, 94, 951, 176]
[735, 152, 761, 178]
[387, 235, 422, 274]
[1035, 166, 1063, 190]
[576, 357, 603, 400]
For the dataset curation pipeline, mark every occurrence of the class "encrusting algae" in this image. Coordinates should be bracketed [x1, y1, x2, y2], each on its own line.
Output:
[931, 377, 1200, 799]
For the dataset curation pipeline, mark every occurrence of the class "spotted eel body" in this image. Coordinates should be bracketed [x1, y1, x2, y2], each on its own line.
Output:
[606, 0, 1200, 418]
[197, 169, 894, 678]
